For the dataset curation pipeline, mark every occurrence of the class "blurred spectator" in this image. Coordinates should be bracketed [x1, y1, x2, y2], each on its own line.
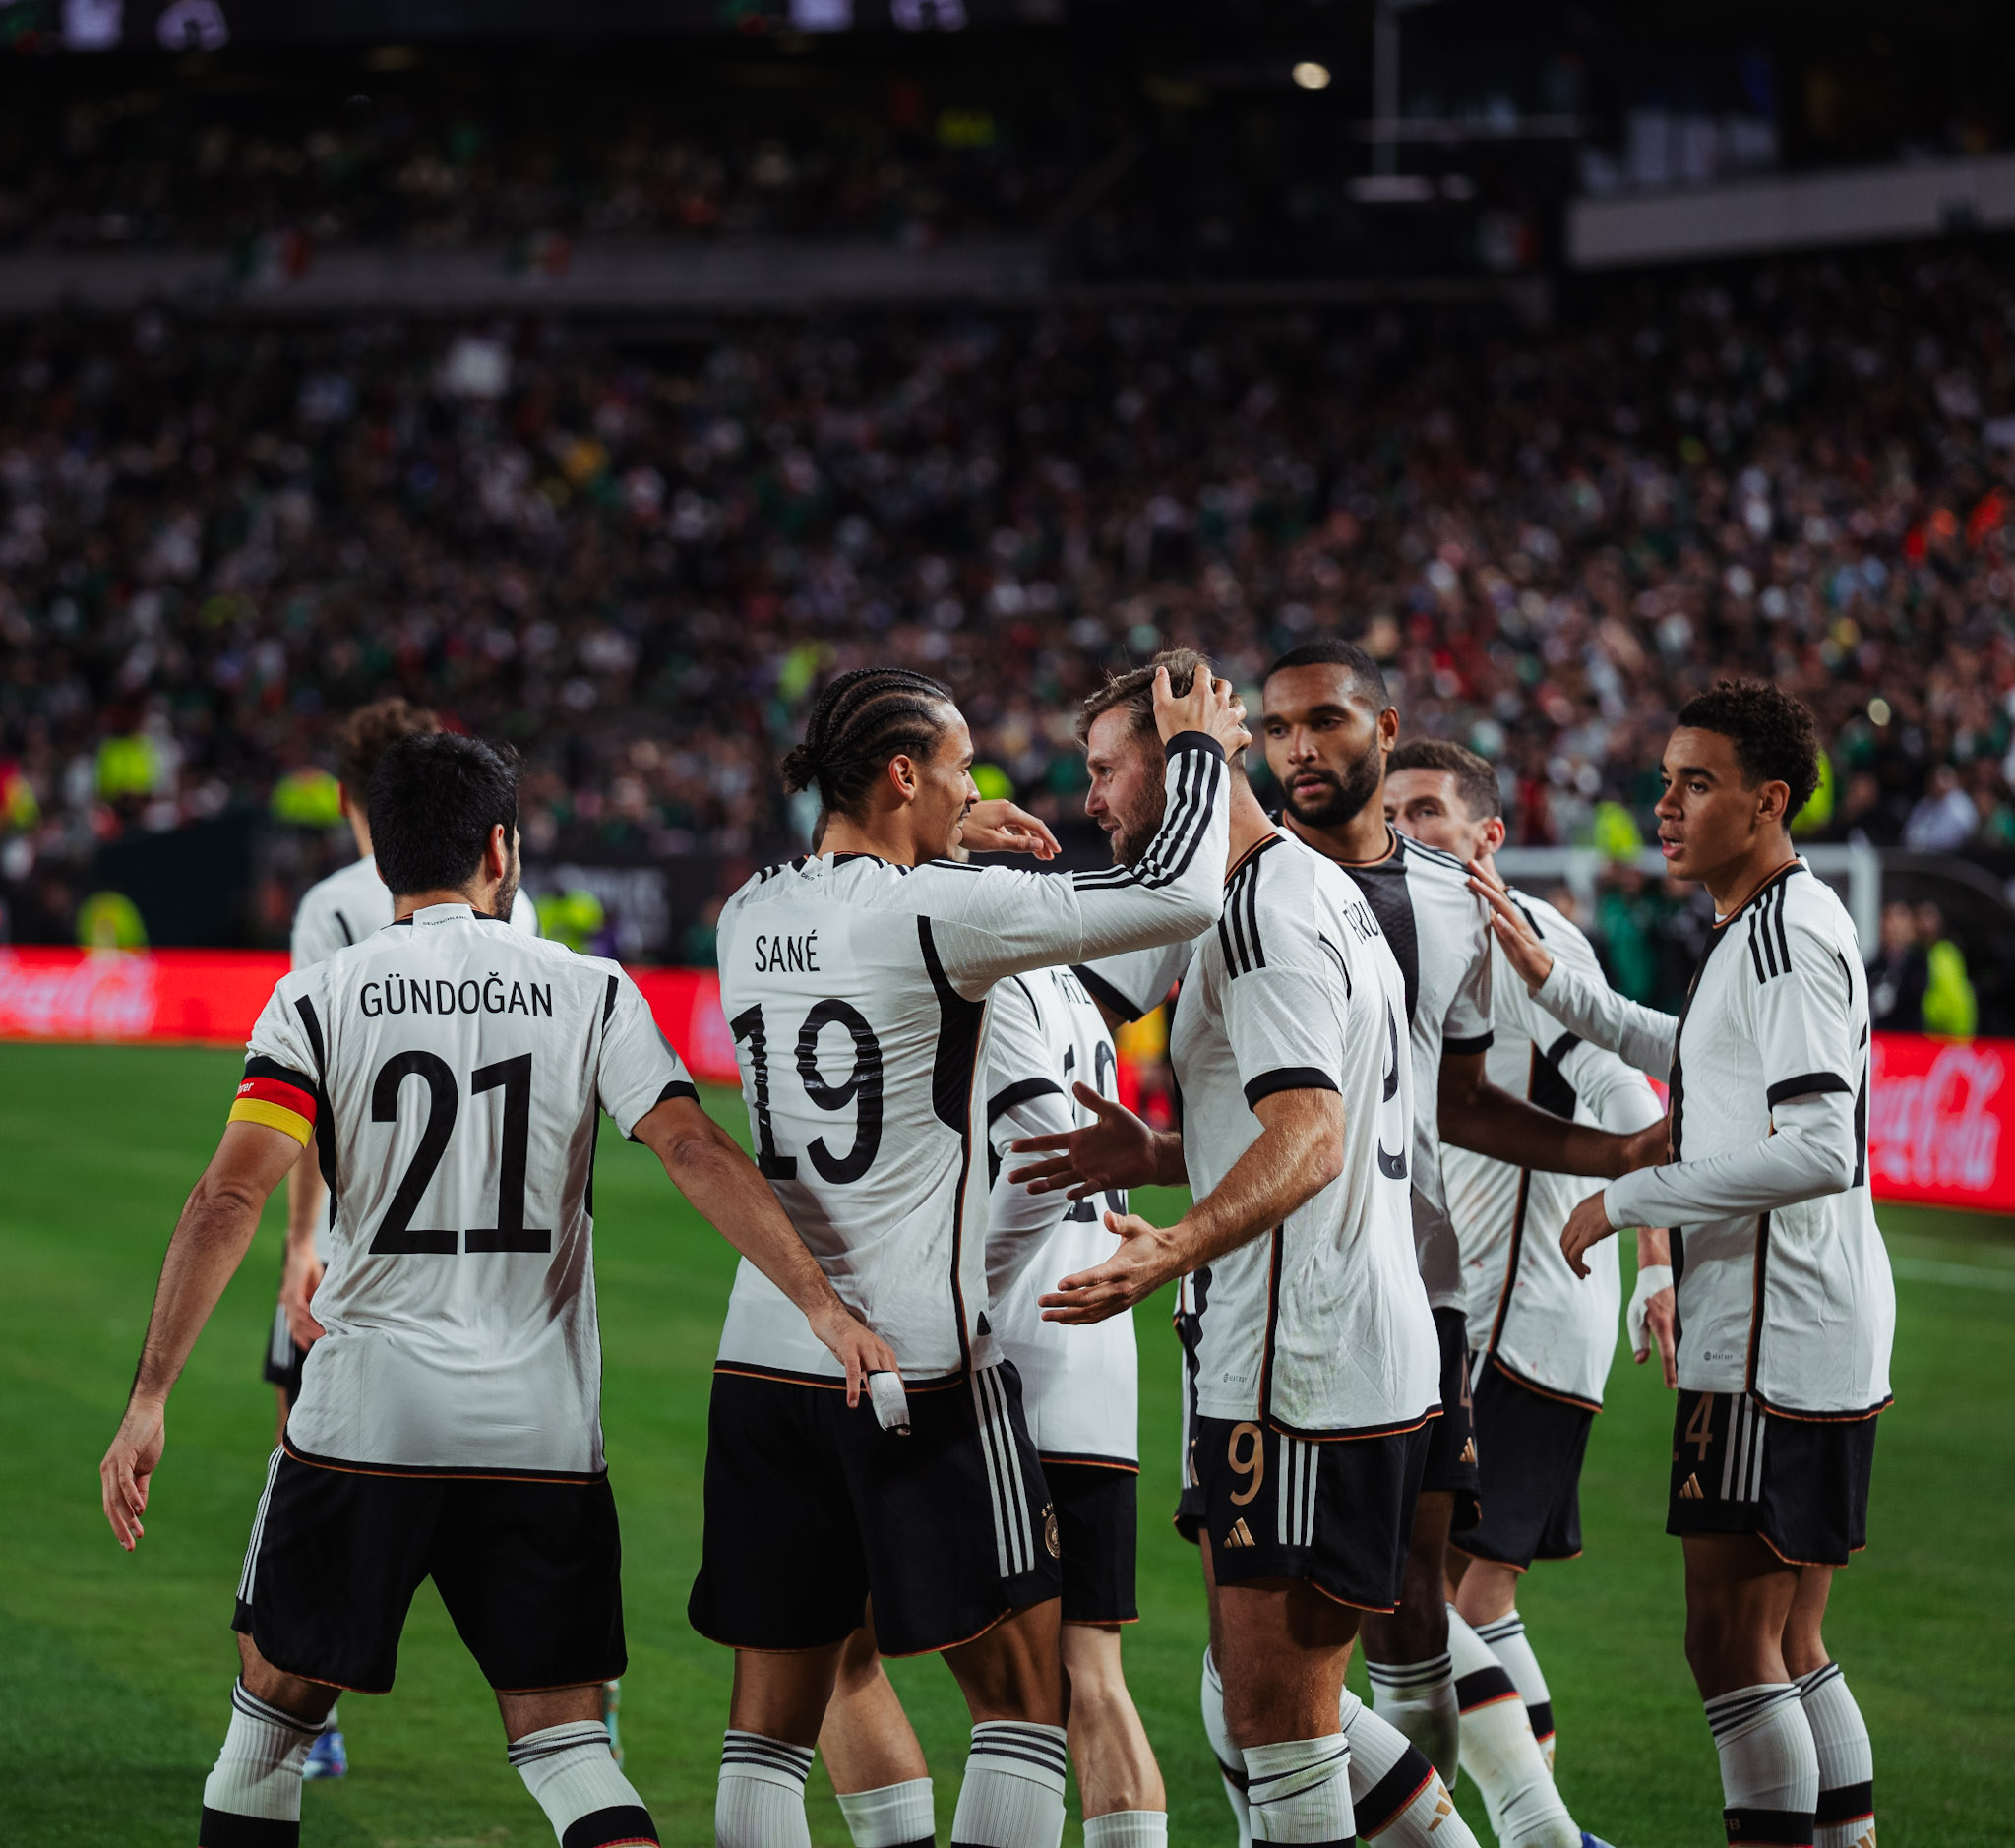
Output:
[1903, 763, 1979, 852]
[1653, 878, 1717, 1015]
[1594, 863, 1661, 1002]
[1868, 898, 1930, 1029]
[1917, 900, 1979, 1038]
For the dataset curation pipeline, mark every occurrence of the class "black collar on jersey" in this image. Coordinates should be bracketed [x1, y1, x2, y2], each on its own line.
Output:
[1223, 829, 1287, 888]
[1707, 856, 1805, 933]
[1269, 810, 1402, 873]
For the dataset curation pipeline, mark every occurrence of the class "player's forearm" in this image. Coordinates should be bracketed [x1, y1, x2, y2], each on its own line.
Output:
[1534, 959, 1677, 1078]
[1170, 1105, 1341, 1273]
[659, 1124, 848, 1322]
[1440, 1078, 1640, 1180]
[1069, 736, 1229, 963]
[1637, 1225, 1672, 1267]
[130, 1179, 269, 1407]
[1604, 1096, 1855, 1228]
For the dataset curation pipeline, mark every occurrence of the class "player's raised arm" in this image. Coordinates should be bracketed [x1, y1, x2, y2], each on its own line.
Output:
[100, 1007, 317, 1549]
[1471, 868, 1679, 1078]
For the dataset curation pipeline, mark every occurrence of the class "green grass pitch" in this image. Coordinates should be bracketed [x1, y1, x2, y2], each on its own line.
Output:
[2, 1040, 2011, 1846]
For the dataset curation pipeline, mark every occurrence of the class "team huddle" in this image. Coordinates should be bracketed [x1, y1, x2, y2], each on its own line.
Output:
[99, 647, 1893, 1848]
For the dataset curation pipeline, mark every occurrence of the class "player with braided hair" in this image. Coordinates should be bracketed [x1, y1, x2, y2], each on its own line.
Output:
[695, 659, 1244, 1848]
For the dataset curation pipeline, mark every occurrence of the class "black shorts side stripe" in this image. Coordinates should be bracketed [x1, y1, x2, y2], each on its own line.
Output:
[236, 1447, 284, 1607]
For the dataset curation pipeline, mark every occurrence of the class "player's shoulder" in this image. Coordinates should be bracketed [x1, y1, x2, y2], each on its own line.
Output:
[1744, 861, 1855, 980]
[1220, 831, 1364, 974]
[294, 854, 388, 924]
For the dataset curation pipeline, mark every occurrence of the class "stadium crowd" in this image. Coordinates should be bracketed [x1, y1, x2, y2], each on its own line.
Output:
[5, 245, 2015, 929]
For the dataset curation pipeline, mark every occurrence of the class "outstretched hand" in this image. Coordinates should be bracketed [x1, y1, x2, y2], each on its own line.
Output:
[1466, 862, 1556, 993]
[959, 800, 1062, 861]
[1152, 664, 1251, 759]
[1008, 1081, 1163, 1200]
[1039, 1211, 1182, 1324]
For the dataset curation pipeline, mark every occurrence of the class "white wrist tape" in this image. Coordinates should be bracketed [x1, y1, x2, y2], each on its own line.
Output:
[869, 1371, 911, 1435]
[1627, 1264, 1674, 1353]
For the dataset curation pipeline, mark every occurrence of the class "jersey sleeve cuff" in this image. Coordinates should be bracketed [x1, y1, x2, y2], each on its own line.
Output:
[988, 1077, 1066, 1124]
[1764, 1072, 1852, 1107]
[1243, 1066, 1341, 1108]
[1163, 730, 1226, 763]
[1443, 1031, 1494, 1057]
[623, 1078, 699, 1140]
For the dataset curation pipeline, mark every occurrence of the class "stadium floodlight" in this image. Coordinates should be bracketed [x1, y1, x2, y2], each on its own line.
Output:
[1293, 61, 1332, 91]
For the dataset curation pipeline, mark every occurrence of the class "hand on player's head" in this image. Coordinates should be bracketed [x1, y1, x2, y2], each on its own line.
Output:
[1153, 663, 1250, 757]
[957, 800, 1061, 860]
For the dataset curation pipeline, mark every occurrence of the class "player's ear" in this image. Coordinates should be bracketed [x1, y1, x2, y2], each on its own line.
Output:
[1757, 779, 1790, 827]
[1481, 815, 1506, 855]
[886, 752, 919, 805]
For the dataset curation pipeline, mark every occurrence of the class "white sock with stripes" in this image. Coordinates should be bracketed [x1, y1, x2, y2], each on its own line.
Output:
[1705, 1685, 1818, 1846]
[511, 1721, 657, 1847]
[200, 1680, 321, 1844]
[1446, 1612, 1577, 1848]
[1201, 1648, 1253, 1847]
[1798, 1664, 1874, 1848]
[717, 1731, 813, 1848]
[1083, 1810, 1168, 1848]
[1242, 1735, 1353, 1844]
[1338, 1690, 1477, 1846]
[1365, 1654, 1458, 1788]
[1471, 1612, 1556, 1768]
[950, 1721, 1068, 1848]
[836, 1777, 937, 1848]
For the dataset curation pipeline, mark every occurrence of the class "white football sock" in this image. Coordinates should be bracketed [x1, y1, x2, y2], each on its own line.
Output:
[717, 1730, 813, 1848]
[1242, 1735, 1353, 1844]
[1083, 1810, 1169, 1848]
[837, 1777, 937, 1848]
[1798, 1664, 1874, 1848]
[1365, 1652, 1458, 1788]
[1704, 1684, 1818, 1846]
[1446, 1612, 1577, 1848]
[951, 1722, 1068, 1848]
[1472, 1611, 1556, 1768]
[1339, 1689, 1479, 1846]
[1201, 1648, 1253, 1847]
[510, 1721, 658, 1847]
[199, 1680, 320, 1843]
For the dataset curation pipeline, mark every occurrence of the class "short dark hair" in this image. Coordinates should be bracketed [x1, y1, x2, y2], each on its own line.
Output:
[780, 666, 956, 823]
[1076, 647, 1210, 745]
[336, 698, 440, 803]
[367, 732, 519, 897]
[1675, 679, 1822, 820]
[1263, 639, 1392, 709]
[1387, 738, 1501, 820]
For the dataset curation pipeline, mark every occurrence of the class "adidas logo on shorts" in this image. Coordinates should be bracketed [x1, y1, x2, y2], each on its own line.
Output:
[1679, 1473, 1704, 1501]
[1223, 1519, 1256, 1548]
[1457, 1438, 1477, 1465]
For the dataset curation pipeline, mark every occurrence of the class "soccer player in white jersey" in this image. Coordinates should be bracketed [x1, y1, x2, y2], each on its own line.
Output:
[1260, 641, 1655, 1848]
[1384, 740, 1674, 1780]
[814, 963, 1168, 1848]
[1473, 683, 1892, 1848]
[98, 732, 890, 1848]
[1011, 653, 1449, 1848]
[271, 700, 540, 1443]
[694, 661, 1241, 1848]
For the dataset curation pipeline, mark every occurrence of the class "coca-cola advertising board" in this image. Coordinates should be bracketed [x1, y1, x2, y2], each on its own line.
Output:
[2, 948, 2011, 1215]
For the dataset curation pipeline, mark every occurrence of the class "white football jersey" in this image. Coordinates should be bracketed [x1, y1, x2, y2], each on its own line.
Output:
[288, 855, 539, 1262]
[1315, 826, 1495, 1312]
[1548, 863, 1895, 1417]
[292, 851, 538, 967]
[712, 734, 1229, 1386]
[1442, 891, 1665, 1408]
[984, 966, 1137, 1466]
[234, 903, 693, 1476]
[1171, 830, 1439, 1438]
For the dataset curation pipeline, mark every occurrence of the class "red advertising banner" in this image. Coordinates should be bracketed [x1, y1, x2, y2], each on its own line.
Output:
[3, 947, 2011, 1216]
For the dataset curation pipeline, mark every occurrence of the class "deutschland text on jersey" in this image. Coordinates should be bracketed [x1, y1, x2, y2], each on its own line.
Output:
[235, 903, 693, 1477]
[713, 733, 1229, 1386]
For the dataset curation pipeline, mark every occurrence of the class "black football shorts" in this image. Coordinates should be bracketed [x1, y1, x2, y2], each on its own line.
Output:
[1450, 1361, 1594, 1571]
